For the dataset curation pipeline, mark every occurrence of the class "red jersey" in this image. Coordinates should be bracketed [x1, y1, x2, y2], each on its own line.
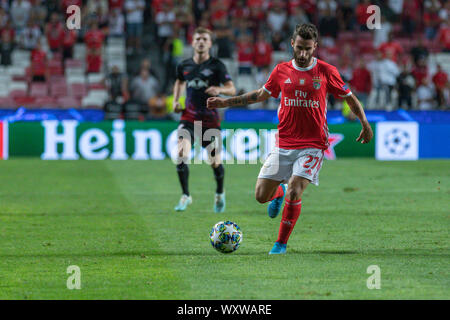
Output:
[288, 0, 316, 15]
[109, 0, 124, 10]
[237, 42, 254, 66]
[46, 22, 64, 50]
[378, 41, 403, 62]
[31, 49, 47, 76]
[253, 41, 273, 67]
[63, 29, 77, 48]
[356, 4, 371, 25]
[86, 54, 102, 73]
[263, 58, 352, 150]
[411, 66, 428, 87]
[438, 27, 450, 50]
[62, 0, 82, 11]
[85, 30, 104, 50]
[247, 0, 264, 8]
[351, 67, 372, 94]
[432, 71, 448, 90]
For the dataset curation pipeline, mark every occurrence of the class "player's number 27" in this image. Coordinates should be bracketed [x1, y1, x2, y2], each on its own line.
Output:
[303, 156, 320, 169]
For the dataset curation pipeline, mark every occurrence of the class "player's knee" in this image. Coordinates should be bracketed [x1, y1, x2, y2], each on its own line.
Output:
[255, 189, 269, 203]
[255, 194, 267, 204]
[176, 162, 188, 172]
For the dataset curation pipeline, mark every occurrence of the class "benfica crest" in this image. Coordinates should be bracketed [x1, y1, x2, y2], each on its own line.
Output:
[312, 76, 321, 90]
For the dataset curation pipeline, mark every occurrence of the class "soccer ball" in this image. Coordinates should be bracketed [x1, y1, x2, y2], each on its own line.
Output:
[209, 221, 242, 253]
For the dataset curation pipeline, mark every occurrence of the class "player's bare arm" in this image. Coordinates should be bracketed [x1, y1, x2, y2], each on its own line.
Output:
[173, 79, 186, 113]
[205, 80, 236, 97]
[345, 94, 373, 144]
[207, 87, 271, 109]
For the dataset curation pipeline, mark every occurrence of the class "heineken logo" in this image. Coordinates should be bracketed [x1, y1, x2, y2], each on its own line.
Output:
[1, 120, 355, 161]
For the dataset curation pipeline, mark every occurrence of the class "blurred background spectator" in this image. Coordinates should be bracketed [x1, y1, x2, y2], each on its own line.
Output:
[417, 78, 436, 110]
[0, 0, 448, 117]
[397, 65, 416, 110]
[10, 0, 31, 33]
[30, 40, 47, 82]
[350, 59, 372, 107]
[1, 30, 14, 66]
[105, 64, 129, 103]
[125, 0, 145, 54]
[130, 68, 159, 107]
[433, 64, 449, 108]
[148, 91, 169, 119]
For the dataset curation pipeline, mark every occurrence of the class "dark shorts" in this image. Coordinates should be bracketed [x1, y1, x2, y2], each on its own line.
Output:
[178, 120, 222, 156]
[127, 23, 143, 38]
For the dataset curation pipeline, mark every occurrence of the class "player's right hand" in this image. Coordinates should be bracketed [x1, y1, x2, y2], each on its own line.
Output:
[173, 101, 184, 113]
[207, 97, 227, 109]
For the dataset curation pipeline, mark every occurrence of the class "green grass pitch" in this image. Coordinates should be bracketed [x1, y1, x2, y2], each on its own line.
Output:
[0, 158, 448, 299]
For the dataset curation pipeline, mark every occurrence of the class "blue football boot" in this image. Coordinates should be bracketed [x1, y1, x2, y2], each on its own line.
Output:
[269, 242, 287, 255]
[267, 184, 287, 218]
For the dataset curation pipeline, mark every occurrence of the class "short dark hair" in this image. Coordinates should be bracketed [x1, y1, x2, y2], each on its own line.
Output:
[193, 27, 213, 39]
[292, 23, 318, 42]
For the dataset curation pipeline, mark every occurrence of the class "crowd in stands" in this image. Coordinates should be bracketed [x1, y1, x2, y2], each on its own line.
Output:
[0, 0, 448, 121]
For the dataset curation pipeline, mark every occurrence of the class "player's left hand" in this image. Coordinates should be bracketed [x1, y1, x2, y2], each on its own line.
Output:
[356, 122, 373, 144]
[205, 86, 221, 96]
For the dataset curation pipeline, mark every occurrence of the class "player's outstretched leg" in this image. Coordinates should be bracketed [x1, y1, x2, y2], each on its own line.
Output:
[212, 164, 225, 213]
[267, 183, 287, 218]
[175, 162, 192, 211]
[269, 176, 309, 255]
[269, 198, 302, 254]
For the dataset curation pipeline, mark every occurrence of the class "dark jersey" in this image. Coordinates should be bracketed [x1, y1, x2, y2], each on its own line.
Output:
[176, 57, 232, 128]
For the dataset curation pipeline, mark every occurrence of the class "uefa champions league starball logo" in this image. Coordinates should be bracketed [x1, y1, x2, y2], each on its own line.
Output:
[384, 128, 411, 156]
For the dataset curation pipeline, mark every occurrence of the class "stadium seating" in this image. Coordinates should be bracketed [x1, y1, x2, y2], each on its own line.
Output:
[30, 83, 48, 97]
[14, 96, 36, 107]
[50, 81, 68, 97]
[9, 82, 28, 97]
[57, 96, 81, 109]
[48, 59, 64, 76]
[69, 83, 87, 99]
[33, 96, 58, 108]
[0, 97, 15, 108]
[81, 88, 108, 108]
[0, 83, 9, 97]
[0, 1, 447, 113]
[65, 59, 84, 69]
[7, 66, 27, 81]
[11, 50, 31, 66]
[67, 74, 86, 85]
[87, 73, 104, 85]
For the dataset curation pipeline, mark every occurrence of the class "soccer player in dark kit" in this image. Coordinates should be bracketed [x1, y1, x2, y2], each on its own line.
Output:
[172, 27, 236, 213]
[207, 24, 373, 254]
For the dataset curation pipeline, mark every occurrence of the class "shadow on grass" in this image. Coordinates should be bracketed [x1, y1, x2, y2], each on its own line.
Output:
[301, 250, 359, 255]
[1, 248, 448, 259]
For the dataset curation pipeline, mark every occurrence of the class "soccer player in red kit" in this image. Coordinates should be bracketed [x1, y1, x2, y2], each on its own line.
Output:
[207, 24, 373, 254]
